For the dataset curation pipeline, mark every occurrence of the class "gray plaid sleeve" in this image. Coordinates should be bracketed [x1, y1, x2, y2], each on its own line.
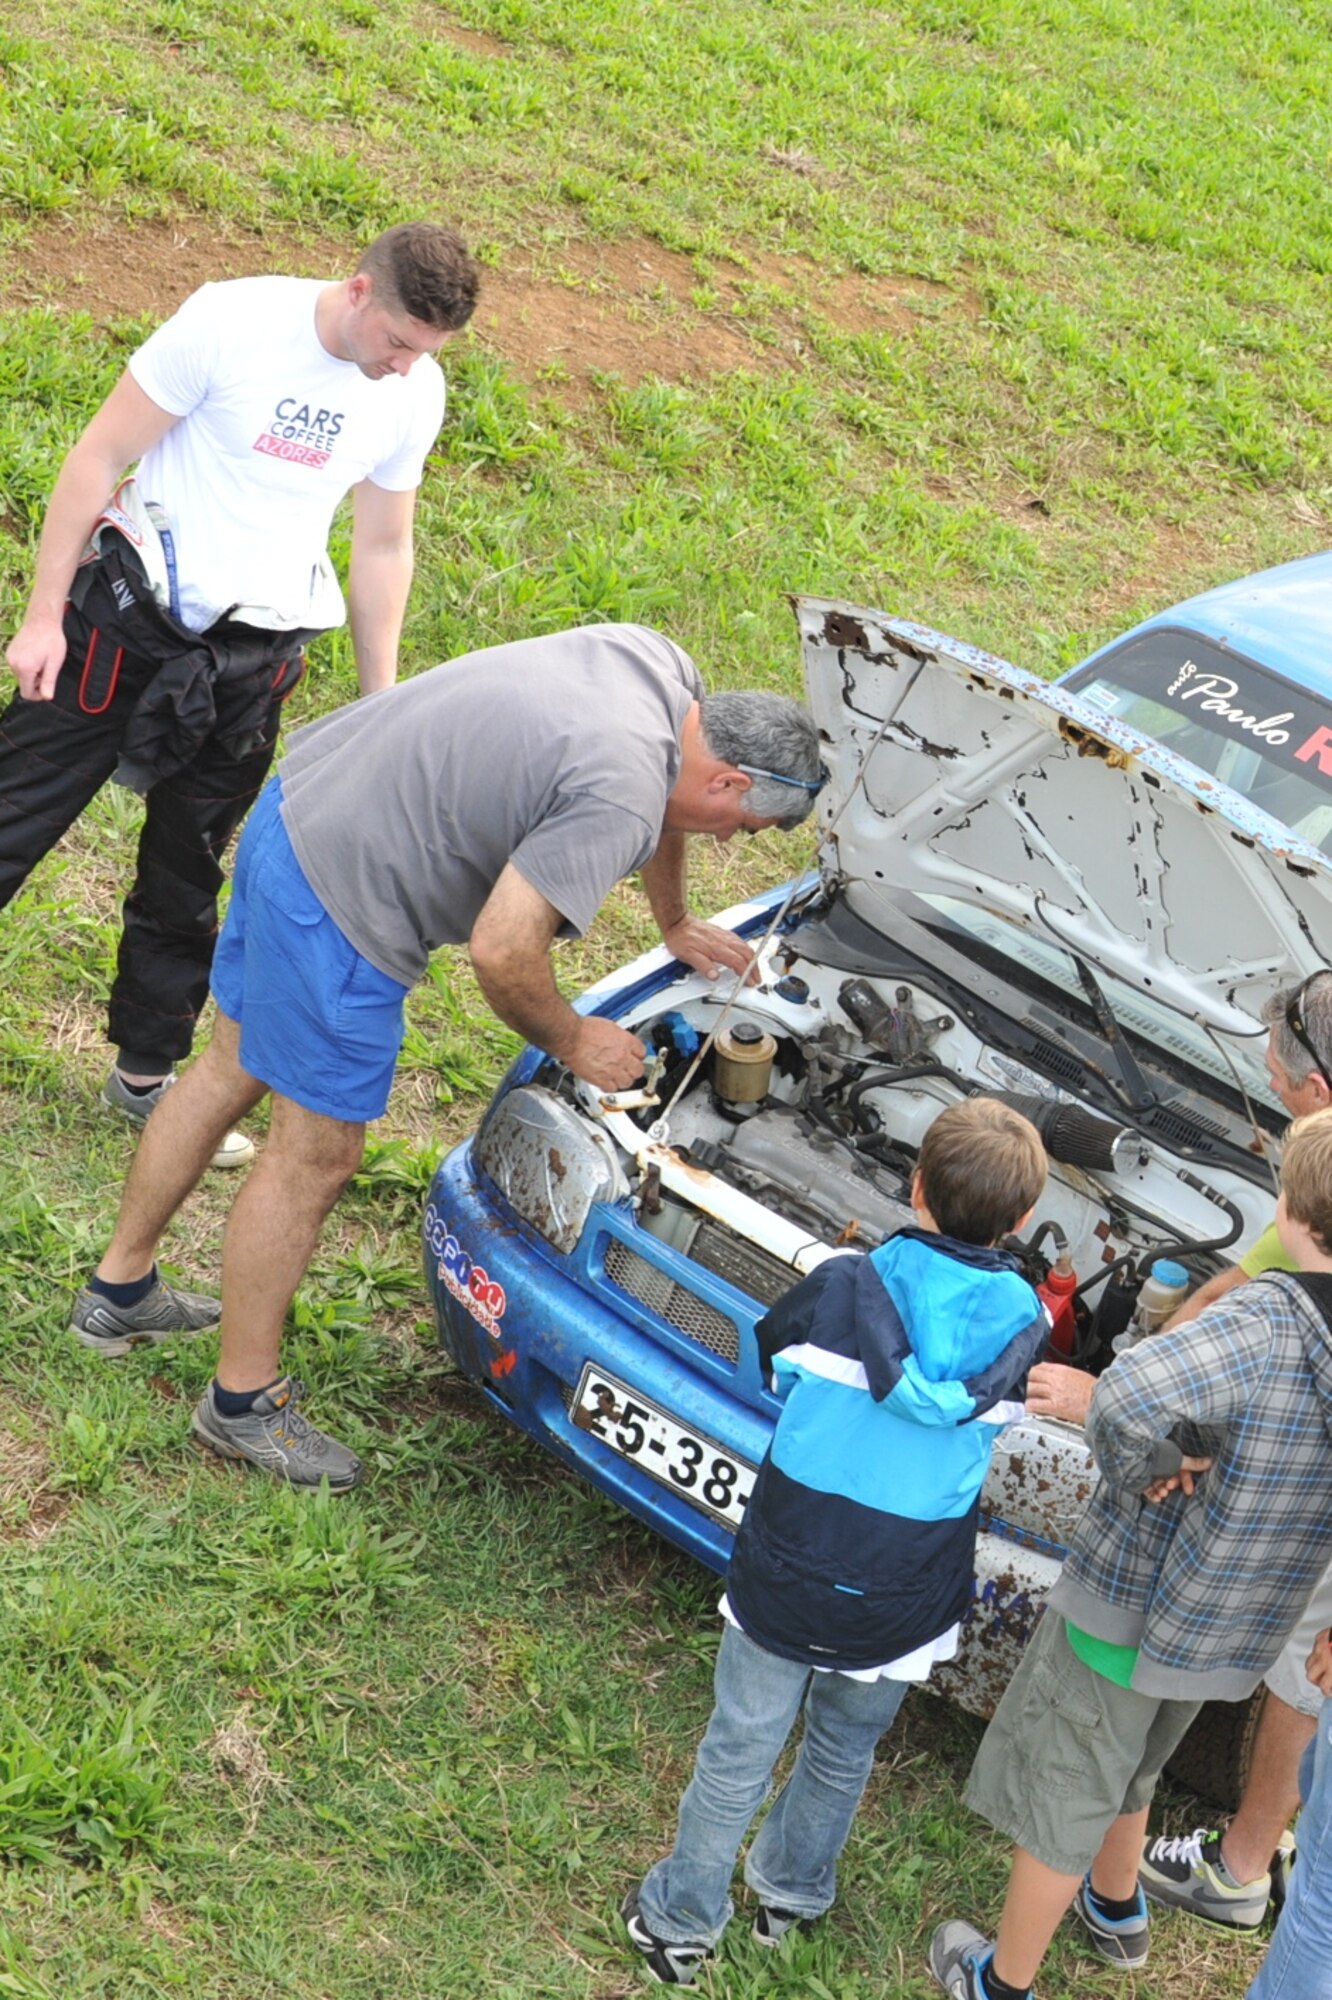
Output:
[1087, 1295, 1280, 1491]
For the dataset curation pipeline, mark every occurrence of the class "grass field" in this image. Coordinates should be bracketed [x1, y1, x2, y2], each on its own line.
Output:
[1, 1, 1329, 1993]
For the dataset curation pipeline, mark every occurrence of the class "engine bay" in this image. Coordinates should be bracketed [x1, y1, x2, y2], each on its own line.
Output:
[569, 939, 1279, 1371]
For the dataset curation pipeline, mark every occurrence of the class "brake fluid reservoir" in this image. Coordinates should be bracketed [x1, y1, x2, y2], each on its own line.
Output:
[1131, 1259, 1191, 1337]
[714, 1021, 776, 1104]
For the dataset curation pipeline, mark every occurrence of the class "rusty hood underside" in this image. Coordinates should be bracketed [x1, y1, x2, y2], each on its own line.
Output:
[796, 596, 1332, 1041]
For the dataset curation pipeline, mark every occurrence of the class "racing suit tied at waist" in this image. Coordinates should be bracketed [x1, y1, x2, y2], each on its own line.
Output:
[68, 518, 324, 795]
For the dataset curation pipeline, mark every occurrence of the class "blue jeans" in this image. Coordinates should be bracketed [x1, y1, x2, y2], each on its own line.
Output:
[1249, 1695, 1332, 2000]
[637, 1622, 908, 1945]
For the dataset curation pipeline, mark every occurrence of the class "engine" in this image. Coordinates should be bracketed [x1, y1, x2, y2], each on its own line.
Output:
[587, 959, 1259, 1368]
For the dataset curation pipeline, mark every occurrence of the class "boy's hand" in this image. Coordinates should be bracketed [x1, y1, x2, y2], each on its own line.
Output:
[1143, 1454, 1211, 1503]
[1307, 1627, 1332, 1697]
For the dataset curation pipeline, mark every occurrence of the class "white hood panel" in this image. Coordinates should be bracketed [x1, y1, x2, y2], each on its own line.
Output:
[796, 598, 1332, 1035]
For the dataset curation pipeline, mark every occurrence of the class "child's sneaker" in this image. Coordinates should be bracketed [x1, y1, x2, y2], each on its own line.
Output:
[620, 1887, 712, 1986]
[929, 1921, 1009, 2000]
[1072, 1874, 1150, 1969]
[1138, 1827, 1269, 1932]
[752, 1903, 813, 1946]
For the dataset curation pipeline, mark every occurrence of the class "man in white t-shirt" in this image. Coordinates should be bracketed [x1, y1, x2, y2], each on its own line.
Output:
[0, 220, 478, 1165]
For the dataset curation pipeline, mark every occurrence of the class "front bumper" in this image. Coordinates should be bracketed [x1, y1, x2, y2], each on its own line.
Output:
[425, 1138, 777, 1573]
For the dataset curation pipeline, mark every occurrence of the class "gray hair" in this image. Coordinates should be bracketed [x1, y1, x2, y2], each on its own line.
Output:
[1263, 973, 1332, 1083]
[699, 690, 822, 828]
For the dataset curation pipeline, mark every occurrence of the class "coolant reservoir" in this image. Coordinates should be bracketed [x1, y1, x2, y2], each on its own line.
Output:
[1113, 1258, 1192, 1353]
[714, 1021, 776, 1105]
[1133, 1259, 1191, 1335]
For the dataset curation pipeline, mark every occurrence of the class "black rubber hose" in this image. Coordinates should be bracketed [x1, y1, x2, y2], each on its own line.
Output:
[1132, 1167, 1245, 1265]
[1015, 1217, 1069, 1259]
[845, 1062, 974, 1122]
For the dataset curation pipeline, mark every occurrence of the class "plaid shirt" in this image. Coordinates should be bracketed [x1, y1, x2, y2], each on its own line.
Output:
[1048, 1271, 1332, 1701]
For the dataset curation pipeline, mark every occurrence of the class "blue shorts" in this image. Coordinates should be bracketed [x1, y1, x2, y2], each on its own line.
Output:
[210, 777, 409, 1122]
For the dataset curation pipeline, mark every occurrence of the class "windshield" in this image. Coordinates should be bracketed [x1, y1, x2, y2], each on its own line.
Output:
[920, 892, 1280, 1111]
[1066, 627, 1332, 854]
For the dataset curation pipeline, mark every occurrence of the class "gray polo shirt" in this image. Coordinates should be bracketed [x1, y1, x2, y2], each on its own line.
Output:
[278, 623, 703, 986]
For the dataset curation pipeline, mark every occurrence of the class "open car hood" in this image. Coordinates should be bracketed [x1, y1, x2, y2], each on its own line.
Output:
[796, 597, 1332, 1036]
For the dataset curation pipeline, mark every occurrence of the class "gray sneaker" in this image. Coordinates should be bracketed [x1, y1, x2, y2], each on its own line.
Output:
[929, 1922, 999, 2000]
[1139, 1827, 1268, 1932]
[1073, 1874, 1150, 1968]
[71, 1276, 222, 1357]
[191, 1377, 363, 1490]
[102, 1069, 255, 1170]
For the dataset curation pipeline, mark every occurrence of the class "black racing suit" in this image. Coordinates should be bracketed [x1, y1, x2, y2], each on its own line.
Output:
[0, 532, 318, 1070]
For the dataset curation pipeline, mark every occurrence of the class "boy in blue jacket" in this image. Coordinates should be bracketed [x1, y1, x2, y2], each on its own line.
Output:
[622, 1096, 1049, 1985]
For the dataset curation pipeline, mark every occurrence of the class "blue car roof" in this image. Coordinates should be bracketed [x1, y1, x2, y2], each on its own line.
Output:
[1071, 548, 1332, 695]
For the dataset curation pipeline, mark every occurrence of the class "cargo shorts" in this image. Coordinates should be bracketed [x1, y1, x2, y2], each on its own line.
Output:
[964, 1611, 1200, 1876]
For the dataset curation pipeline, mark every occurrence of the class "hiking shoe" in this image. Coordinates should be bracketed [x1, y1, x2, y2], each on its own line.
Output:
[752, 1903, 814, 1947]
[1139, 1827, 1268, 1932]
[1073, 1874, 1150, 1969]
[620, 1887, 711, 1986]
[191, 1378, 363, 1490]
[102, 1068, 255, 1170]
[929, 1921, 1001, 2000]
[71, 1276, 222, 1357]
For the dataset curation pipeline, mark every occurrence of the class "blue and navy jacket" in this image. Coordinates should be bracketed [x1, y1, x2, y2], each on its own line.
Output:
[726, 1228, 1048, 1671]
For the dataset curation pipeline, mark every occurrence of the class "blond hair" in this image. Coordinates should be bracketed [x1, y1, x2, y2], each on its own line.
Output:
[1281, 1107, 1332, 1254]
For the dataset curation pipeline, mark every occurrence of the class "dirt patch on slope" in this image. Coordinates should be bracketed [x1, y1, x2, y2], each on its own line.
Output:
[7, 211, 966, 390]
[411, 4, 515, 58]
[5, 214, 349, 325]
[466, 233, 965, 388]
[477, 249, 768, 387]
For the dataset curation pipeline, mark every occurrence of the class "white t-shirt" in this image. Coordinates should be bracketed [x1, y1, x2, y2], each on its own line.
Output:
[129, 275, 445, 632]
[719, 1595, 960, 1683]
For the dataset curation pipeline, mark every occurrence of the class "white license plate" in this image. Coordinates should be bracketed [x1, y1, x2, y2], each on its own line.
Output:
[572, 1365, 756, 1530]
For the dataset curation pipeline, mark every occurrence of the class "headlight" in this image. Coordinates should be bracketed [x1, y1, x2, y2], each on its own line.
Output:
[474, 1085, 630, 1253]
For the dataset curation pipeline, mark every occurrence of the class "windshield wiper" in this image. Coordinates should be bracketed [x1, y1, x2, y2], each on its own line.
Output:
[1072, 953, 1158, 1112]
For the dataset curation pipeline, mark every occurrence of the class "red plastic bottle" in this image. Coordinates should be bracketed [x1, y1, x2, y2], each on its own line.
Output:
[1037, 1255, 1078, 1357]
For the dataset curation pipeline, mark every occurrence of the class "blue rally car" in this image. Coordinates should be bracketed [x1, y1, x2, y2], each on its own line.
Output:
[426, 554, 1332, 1799]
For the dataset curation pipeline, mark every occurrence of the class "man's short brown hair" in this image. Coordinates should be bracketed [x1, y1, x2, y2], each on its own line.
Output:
[356, 222, 480, 331]
[1281, 1107, 1332, 1255]
[917, 1097, 1047, 1246]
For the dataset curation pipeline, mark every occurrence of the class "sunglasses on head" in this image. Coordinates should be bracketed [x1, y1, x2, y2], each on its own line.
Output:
[735, 762, 828, 796]
[1285, 972, 1332, 1094]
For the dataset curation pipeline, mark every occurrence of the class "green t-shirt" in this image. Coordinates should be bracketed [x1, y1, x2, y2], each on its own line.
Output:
[1066, 1618, 1139, 1689]
[1239, 1220, 1298, 1279]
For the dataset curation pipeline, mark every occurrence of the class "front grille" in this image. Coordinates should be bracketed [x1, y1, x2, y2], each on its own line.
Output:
[602, 1238, 740, 1363]
[690, 1218, 799, 1310]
